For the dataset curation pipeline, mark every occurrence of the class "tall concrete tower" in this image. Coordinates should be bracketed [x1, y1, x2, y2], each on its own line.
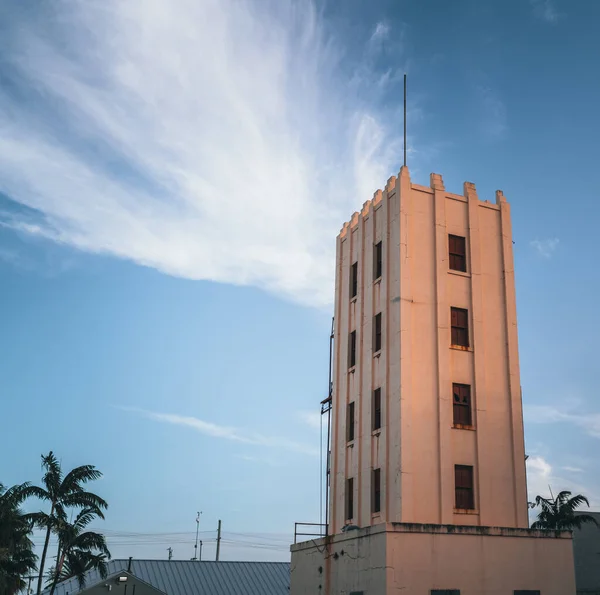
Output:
[291, 168, 575, 595]
[329, 166, 528, 533]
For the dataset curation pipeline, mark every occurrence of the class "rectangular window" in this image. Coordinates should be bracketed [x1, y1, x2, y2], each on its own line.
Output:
[514, 591, 540, 595]
[348, 330, 356, 368]
[372, 468, 381, 513]
[431, 591, 460, 595]
[454, 465, 475, 510]
[374, 241, 383, 280]
[373, 313, 382, 352]
[451, 307, 469, 348]
[345, 477, 354, 520]
[452, 384, 472, 427]
[350, 262, 358, 299]
[372, 388, 382, 430]
[448, 234, 467, 272]
[347, 402, 355, 442]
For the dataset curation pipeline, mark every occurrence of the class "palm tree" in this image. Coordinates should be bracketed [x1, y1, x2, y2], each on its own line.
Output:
[55, 550, 109, 591]
[0, 483, 38, 595]
[29, 452, 108, 595]
[530, 489, 599, 531]
[47, 506, 111, 595]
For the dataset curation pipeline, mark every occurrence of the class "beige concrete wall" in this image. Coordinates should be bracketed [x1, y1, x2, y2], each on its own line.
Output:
[387, 527, 574, 595]
[330, 167, 528, 533]
[290, 529, 388, 595]
[291, 525, 576, 595]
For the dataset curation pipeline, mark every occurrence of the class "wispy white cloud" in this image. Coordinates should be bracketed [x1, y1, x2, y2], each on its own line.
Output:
[524, 403, 600, 439]
[297, 410, 322, 430]
[527, 454, 598, 509]
[0, 0, 408, 307]
[530, 238, 559, 258]
[562, 466, 584, 473]
[530, 0, 560, 23]
[369, 21, 390, 47]
[119, 406, 319, 456]
[235, 454, 281, 467]
[477, 85, 507, 140]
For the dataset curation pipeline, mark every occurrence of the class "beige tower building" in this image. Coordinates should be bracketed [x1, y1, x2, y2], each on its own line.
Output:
[330, 167, 527, 533]
[291, 167, 576, 595]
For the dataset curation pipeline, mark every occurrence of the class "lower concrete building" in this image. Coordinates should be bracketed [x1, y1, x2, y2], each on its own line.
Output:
[291, 523, 575, 595]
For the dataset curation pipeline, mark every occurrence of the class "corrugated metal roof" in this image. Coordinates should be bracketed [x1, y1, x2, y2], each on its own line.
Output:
[45, 559, 291, 595]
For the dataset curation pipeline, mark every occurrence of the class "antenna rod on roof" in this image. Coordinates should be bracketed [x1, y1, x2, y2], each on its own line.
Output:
[403, 73, 407, 168]
[216, 520, 222, 561]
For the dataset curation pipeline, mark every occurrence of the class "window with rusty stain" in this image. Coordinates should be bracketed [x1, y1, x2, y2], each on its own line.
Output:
[348, 330, 357, 368]
[451, 307, 469, 347]
[374, 241, 383, 280]
[448, 234, 467, 272]
[347, 402, 355, 442]
[350, 261, 358, 299]
[372, 468, 381, 513]
[373, 313, 382, 352]
[372, 388, 382, 431]
[453, 383, 472, 427]
[454, 465, 475, 510]
[345, 477, 354, 520]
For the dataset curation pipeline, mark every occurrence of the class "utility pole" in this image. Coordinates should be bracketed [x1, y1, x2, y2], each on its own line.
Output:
[167, 547, 173, 561]
[216, 520, 222, 561]
[193, 511, 202, 560]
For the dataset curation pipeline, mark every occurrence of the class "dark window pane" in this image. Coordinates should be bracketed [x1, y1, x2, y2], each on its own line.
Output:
[346, 477, 354, 520]
[349, 331, 357, 368]
[347, 402, 355, 442]
[514, 591, 540, 595]
[452, 384, 472, 426]
[431, 591, 460, 595]
[373, 388, 382, 430]
[454, 465, 474, 509]
[374, 241, 383, 280]
[448, 235, 467, 272]
[350, 262, 358, 299]
[450, 308, 469, 347]
[374, 313, 382, 352]
[372, 468, 381, 513]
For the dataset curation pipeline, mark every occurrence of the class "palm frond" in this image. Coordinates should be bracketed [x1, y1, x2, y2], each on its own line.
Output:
[531, 490, 596, 531]
[62, 466, 103, 493]
[41, 451, 62, 496]
[61, 492, 108, 515]
[564, 493, 590, 510]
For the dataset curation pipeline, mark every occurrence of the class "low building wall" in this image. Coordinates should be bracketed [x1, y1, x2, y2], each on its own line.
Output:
[290, 523, 575, 595]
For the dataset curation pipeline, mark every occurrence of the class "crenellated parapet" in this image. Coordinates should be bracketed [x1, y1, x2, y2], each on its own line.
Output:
[339, 168, 508, 238]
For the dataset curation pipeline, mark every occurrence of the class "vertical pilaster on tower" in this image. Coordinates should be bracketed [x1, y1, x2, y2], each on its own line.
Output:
[430, 172, 445, 191]
[495, 189, 507, 204]
[385, 176, 397, 196]
[463, 182, 479, 200]
[373, 189, 383, 207]
[463, 181, 478, 200]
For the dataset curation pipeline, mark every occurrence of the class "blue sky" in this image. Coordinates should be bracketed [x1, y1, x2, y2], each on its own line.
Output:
[1, 0, 600, 562]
